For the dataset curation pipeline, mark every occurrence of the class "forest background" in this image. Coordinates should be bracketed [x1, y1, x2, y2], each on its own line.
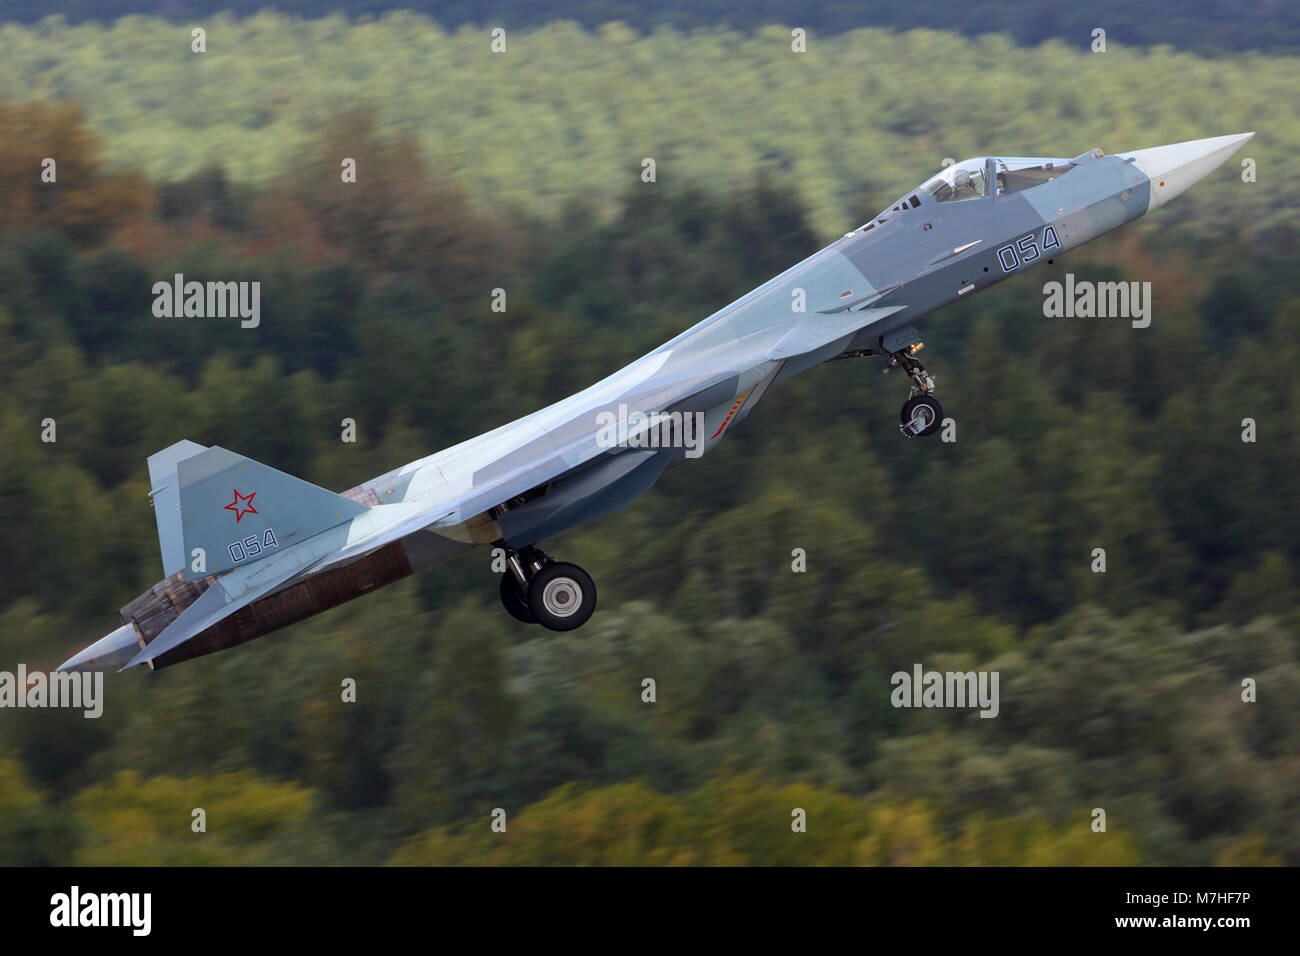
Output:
[0, 4, 1296, 865]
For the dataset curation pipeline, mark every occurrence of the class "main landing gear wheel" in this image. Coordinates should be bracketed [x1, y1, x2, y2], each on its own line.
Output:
[499, 572, 537, 624]
[527, 562, 597, 631]
[900, 394, 943, 438]
[494, 542, 598, 631]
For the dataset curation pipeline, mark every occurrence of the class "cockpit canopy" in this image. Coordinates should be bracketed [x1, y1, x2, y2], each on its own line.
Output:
[993, 156, 1077, 195]
[922, 156, 1077, 203]
[922, 157, 989, 203]
[856, 155, 1077, 233]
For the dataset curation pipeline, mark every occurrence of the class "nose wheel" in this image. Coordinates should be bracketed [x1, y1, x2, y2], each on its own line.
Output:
[497, 544, 597, 631]
[900, 393, 943, 437]
[885, 346, 943, 438]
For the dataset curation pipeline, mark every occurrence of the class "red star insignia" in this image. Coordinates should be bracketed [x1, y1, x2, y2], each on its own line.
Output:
[224, 489, 258, 523]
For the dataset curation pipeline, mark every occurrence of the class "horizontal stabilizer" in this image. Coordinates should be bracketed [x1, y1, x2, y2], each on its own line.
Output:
[123, 521, 357, 669]
[123, 567, 289, 669]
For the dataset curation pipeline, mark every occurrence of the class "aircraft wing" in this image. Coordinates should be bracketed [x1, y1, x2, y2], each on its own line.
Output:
[767, 305, 905, 359]
[321, 301, 913, 561]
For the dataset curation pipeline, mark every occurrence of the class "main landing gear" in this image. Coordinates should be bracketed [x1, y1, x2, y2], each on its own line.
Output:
[885, 344, 943, 438]
[497, 543, 597, 631]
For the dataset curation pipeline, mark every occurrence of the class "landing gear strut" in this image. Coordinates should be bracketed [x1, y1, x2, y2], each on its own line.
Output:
[497, 543, 597, 631]
[831, 337, 945, 438]
[885, 345, 943, 438]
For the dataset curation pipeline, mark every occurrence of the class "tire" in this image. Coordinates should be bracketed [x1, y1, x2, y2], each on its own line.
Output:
[499, 572, 538, 624]
[527, 562, 597, 631]
[900, 394, 943, 437]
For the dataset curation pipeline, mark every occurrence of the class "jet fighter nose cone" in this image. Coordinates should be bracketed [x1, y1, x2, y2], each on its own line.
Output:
[1120, 133, 1254, 211]
[57, 622, 140, 672]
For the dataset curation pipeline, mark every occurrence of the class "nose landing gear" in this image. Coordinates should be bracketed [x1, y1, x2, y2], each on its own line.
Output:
[885, 345, 943, 438]
[832, 335, 946, 439]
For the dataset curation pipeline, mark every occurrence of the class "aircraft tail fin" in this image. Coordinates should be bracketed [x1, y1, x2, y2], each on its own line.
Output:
[148, 442, 368, 579]
[148, 440, 208, 578]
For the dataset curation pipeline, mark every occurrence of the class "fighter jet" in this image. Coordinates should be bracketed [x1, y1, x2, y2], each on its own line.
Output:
[58, 133, 1252, 672]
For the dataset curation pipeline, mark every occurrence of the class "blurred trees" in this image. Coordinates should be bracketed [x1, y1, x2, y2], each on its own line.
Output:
[6, 2, 1300, 57]
[70, 770, 316, 865]
[0, 751, 79, 866]
[0, 16, 1290, 238]
[388, 777, 1140, 865]
[0, 100, 151, 246]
